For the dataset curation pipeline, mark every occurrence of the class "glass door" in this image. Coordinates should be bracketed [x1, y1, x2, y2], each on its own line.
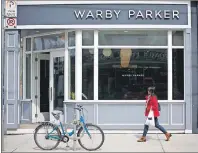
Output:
[50, 51, 65, 121]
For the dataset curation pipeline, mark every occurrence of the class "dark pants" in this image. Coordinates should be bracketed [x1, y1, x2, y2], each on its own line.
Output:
[143, 117, 167, 137]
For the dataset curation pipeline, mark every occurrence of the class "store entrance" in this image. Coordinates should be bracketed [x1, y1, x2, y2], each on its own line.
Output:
[35, 51, 65, 122]
[36, 54, 50, 122]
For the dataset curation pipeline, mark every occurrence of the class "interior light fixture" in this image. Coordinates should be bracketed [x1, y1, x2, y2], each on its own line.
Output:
[120, 49, 132, 68]
[89, 49, 94, 54]
[103, 48, 112, 57]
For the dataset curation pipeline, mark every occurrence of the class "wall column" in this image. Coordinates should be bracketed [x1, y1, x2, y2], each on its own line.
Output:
[191, 1, 198, 133]
[4, 30, 19, 129]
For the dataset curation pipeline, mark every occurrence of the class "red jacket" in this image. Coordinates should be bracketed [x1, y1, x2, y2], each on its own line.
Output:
[145, 95, 160, 117]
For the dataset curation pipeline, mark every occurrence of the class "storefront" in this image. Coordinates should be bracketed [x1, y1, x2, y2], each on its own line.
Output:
[4, 1, 194, 132]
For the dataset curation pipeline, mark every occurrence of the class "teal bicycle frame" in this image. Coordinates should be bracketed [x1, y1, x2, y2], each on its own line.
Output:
[47, 107, 91, 140]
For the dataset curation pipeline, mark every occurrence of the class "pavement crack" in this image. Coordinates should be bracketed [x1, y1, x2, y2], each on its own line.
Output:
[157, 134, 166, 153]
[10, 148, 17, 153]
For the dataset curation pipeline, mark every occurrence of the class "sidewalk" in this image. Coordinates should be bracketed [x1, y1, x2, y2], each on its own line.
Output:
[3, 134, 198, 152]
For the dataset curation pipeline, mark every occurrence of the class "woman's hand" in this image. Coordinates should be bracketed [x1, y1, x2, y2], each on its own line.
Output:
[146, 107, 150, 112]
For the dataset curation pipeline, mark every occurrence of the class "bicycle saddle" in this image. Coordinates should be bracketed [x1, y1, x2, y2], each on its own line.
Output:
[51, 112, 60, 120]
[51, 112, 60, 116]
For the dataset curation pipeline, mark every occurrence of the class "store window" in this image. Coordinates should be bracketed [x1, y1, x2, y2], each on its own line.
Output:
[98, 49, 168, 100]
[68, 31, 76, 100]
[68, 31, 75, 47]
[172, 31, 184, 46]
[98, 30, 168, 46]
[82, 31, 94, 46]
[33, 33, 65, 51]
[82, 49, 94, 100]
[26, 38, 31, 51]
[172, 49, 184, 100]
[82, 30, 94, 100]
[68, 48, 75, 100]
[26, 54, 31, 99]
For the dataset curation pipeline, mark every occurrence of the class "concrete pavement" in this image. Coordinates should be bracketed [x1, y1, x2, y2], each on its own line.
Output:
[3, 134, 198, 152]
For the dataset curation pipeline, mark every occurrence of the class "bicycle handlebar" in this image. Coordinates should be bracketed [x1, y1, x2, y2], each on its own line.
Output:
[74, 104, 83, 111]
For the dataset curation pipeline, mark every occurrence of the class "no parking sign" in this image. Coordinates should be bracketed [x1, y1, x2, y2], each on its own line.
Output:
[5, 18, 17, 28]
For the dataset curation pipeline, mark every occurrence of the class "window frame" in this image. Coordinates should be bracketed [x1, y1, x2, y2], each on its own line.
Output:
[22, 29, 185, 103]
[92, 30, 184, 102]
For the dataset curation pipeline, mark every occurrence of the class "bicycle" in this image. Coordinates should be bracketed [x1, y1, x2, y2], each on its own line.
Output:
[34, 104, 105, 151]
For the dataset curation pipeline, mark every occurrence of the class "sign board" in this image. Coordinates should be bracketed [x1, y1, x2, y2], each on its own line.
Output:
[17, 4, 188, 25]
[5, 0, 17, 17]
[5, 18, 17, 28]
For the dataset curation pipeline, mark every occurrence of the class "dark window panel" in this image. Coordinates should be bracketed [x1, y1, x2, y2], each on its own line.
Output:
[82, 49, 94, 100]
[172, 49, 184, 100]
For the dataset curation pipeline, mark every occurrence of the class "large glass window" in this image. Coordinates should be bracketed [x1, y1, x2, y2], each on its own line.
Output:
[172, 49, 184, 100]
[99, 30, 168, 46]
[98, 49, 168, 100]
[82, 49, 94, 100]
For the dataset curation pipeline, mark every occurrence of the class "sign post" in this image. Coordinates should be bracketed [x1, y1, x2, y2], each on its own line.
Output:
[5, 0, 17, 29]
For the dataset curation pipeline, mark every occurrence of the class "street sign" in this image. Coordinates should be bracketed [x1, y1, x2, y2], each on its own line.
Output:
[5, 18, 17, 28]
[5, 0, 17, 17]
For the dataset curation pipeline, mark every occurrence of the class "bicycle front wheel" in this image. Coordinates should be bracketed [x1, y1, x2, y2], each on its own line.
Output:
[77, 123, 105, 151]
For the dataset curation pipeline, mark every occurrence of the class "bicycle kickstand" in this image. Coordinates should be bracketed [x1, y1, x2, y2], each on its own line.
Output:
[66, 142, 69, 148]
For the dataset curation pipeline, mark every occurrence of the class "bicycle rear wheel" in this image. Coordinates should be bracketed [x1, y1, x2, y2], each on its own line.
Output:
[77, 123, 105, 151]
[34, 122, 61, 150]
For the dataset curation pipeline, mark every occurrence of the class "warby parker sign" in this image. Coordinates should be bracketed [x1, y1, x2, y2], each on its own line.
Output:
[17, 4, 188, 25]
[74, 9, 180, 20]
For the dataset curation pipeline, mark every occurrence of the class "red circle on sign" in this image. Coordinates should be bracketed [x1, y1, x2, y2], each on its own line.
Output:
[7, 18, 15, 26]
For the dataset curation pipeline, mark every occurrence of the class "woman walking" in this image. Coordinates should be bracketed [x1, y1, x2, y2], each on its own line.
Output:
[137, 87, 172, 142]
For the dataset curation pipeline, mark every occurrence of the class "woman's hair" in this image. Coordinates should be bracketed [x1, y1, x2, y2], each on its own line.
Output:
[148, 86, 156, 96]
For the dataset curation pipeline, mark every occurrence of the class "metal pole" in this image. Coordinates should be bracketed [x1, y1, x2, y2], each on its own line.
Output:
[1, 0, 5, 151]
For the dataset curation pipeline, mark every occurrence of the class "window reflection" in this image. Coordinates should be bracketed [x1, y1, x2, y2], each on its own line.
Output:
[99, 30, 168, 46]
[53, 57, 64, 111]
[68, 31, 75, 47]
[26, 54, 31, 99]
[82, 31, 94, 46]
[172, 31, 184, 46]
[33, 33, 65, 50]
[26, 38, 31, 51]
[68, 49, 75, 100]
[98, 49, 168, 100]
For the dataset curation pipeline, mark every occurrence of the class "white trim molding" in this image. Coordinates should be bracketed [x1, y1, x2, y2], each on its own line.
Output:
[17, 1, 190, 5]
[17, 25, 190, 30]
